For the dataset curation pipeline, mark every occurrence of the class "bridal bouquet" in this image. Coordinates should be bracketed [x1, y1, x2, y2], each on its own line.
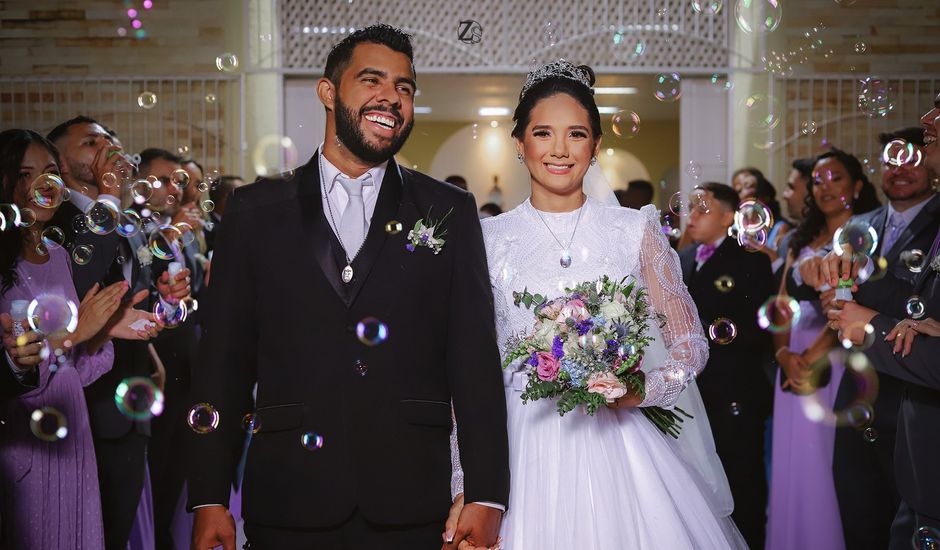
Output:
[503, 275, 690, 438]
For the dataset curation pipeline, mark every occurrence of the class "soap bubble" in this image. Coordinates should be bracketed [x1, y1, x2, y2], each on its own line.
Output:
[734, 0, 783, 34]
[854, 41, 867, 54]
[187, 403, 220, 434]
[116, 209, 143, 238]
[30, 406, 68, 442]
[215, 52, 239, 72]
[901, 249, 927, 273]
[84, 199, 120, 235]
[385, 220, 403, 235]
[301, 432, 325, 451]
[114, 377, 165, 420]
[912, 526, 940, 550]
[29, 173, 65, 209]
[171, 168, 190, 188]
[541, 21, 561, 47]
[654, 73, 682, 102]
[801, 120, 818, 135]
[692, 0, 724, 16]
[857, 77, 894, 118]
[137, 91, 157, 109]
[905, 295, 926, 319]
[735, 199, 774, 232]
[252, 135, 299, 178]
[242, 413, 261, 434]
[611, 110, 641, 139]
[708, 318, 738, 344]
[612, 31, 646, 60]
[741, 94, 781, 130]
[833, 219, 879, 257]
[27, 294, 79, 334]
[40, 226, 66, 250]
[71, 244, 94, 265]
[714, 275, 735, 293]
[757, 295, 801, 333]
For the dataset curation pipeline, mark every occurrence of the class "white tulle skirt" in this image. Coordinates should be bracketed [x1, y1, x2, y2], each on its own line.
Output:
[499, 390, 748, 550]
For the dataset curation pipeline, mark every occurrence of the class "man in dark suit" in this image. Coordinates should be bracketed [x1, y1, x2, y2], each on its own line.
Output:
[678, 182, 775, 550]
[828, 103, 940, 550]
[47, 116, 191, 549]
[188, 25, 509, 550]
[820, 128, 938, 550]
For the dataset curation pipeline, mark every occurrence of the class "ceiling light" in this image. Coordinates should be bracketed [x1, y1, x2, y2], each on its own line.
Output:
[597, 106, 620, 114]
[478, 107, 511, 117]
[594, 87, 639, 95]
[414, 106, 432, 114]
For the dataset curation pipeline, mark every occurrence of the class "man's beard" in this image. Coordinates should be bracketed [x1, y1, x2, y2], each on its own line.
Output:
[334, 96, 413, 165]
[67, 158, 95, 188]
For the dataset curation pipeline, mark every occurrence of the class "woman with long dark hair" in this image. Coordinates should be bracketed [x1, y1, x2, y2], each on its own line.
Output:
[0, 129, 130, 549]
[766, 147, 880, 550]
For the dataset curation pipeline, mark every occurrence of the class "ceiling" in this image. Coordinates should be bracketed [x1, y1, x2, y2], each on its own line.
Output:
[405, 73, 681, 122]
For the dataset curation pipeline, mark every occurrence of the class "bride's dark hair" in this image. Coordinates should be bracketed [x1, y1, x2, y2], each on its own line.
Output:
[511, 63, 602, 141]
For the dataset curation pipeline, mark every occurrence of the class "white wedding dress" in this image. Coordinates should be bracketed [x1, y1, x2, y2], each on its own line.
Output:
[454, 197, 747, 550]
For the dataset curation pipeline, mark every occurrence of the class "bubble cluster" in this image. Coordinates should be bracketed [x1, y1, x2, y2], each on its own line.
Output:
[611, 110, 641, 139]
[188, 403, 221, 434]
[653, 73, 682, 102]
[30, 406, 68, 442]
[114, 377, 165, 420]
[708, 318, 738, 344]
[882, 139, 923, 167]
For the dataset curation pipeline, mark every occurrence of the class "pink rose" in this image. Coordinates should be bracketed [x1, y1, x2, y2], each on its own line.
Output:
[557, 299, 589, 326]
[535, 352, 560, 382]
[539, 299, 564, 321]
[586, 372, 628, 403]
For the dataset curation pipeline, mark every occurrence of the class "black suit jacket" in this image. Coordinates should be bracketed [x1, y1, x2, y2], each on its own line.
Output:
[679, 238, 775, 419]
[865, 258, 940, 518]
[186, 154, 510, 528]
[49, 200, 154, 439]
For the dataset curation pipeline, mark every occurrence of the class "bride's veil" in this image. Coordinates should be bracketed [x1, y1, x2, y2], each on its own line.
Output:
[584, 162, 735, 517]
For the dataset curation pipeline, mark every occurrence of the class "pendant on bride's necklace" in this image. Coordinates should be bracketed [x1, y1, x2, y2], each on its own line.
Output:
[560, 250, 572, 268]
[342, 264, 354, 283]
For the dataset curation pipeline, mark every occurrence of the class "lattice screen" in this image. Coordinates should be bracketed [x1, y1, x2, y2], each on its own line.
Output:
[0, 76, 243, 177]
[278, 0, 729, 72]
[771, 75, 940, 185]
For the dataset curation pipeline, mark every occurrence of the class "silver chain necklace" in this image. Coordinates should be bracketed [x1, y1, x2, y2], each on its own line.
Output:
[319, 153, 368, 284]
[532, 197, 585, 268]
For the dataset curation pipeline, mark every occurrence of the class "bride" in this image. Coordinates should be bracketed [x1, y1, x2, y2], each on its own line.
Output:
[446, 61, 747, 549]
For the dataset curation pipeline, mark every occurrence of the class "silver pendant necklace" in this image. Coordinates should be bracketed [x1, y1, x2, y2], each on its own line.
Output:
[532, 197, 585, 269]
[319, 153, 367, 284]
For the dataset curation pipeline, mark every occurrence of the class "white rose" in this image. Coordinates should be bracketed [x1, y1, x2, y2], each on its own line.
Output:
[533, 320, 556, 348]
[599, 300, 627, 321]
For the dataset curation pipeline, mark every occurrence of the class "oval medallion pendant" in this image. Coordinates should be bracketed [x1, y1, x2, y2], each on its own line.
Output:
[342, 264, 354, 283]
[560, 250, 572, 268]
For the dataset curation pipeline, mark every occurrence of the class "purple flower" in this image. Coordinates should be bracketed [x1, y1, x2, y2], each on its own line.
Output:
[551, 336, 565, 359]
[421, 234, 429, 242]
[406, 243, 416, 252]
[527, 352, 539, 367]
[576, 318, 594, 336]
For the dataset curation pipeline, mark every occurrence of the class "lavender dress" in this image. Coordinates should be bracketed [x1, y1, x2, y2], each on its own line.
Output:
[766, 246, 846, 550]
[0, 247, 114, 549]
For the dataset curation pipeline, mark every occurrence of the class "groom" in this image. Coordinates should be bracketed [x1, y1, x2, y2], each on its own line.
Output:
[188, 25, 510, 549]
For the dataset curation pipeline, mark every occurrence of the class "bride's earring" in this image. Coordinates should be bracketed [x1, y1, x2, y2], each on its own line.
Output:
[335, 136, 343, 148]
[517, 153, 524, 164]
[932, 176, 940, 191]
[590, 156, 597, 166]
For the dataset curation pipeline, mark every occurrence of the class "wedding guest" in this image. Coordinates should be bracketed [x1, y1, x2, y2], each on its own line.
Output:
[479, 202, 502, 218]
[737, 168, 790, 261]
[678, 182, 775, 549]
[47, 116, 184, 550]
[204, 175, 245, 254]
[774, 158, 815, 271]
[180, 158, 210, 257]
[768, 148, 880, 550]
[0, 128, 126, 549]
[444, 174, 468, 191]
[619, 179, 654, 209]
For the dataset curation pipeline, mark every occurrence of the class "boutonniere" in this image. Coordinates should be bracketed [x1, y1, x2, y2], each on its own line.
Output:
[136, 245, 153, 267]
[931, 252, 940, 273]
[406, 207, 453, 255]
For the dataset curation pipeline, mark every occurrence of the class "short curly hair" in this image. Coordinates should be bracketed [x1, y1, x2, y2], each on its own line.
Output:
[324, 24, 414, 87]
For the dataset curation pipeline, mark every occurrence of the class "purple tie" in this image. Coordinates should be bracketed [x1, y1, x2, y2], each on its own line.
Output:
[695, 243, 718, 264]
[929, 225, 940, 261]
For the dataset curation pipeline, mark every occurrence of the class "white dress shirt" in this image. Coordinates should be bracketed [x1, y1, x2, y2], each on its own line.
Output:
[317, 145, 388, 240]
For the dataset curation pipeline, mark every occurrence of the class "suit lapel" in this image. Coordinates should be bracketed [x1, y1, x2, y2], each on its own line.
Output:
[871, 208, 888, 257]
[886, 195, 940, 263]
[345, 159, 404, 307]
[298, 153, 348, 303]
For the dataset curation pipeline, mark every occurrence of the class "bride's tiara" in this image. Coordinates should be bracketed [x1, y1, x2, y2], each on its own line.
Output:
[520, 60, 593, 100]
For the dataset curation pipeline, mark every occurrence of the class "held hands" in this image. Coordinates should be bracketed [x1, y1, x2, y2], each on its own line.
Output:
[156, 268, 191, 304]
[825, 300, 877, 343]
[777, 347, 813, 394]
[192, 505, 236, 550]
[442, 499, 503, 550]
[0, 313, 44, 370]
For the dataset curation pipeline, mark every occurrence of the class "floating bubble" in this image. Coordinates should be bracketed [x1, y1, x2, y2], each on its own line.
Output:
[654, 73, 682, 102]
[686, 161, 702, 179]
[137, 91, 157, 109]
[734, 0, 782, 34]
[901, 249, 927, 273]
[841, 321, 875, 351]
[27, 294, 78, 334]
[802, 351, 879, 426]
[71, 244, 94, 265]
[252, 135, 299, 178]
[19, 207, 36, 227]
[175, 222, 196, 247]
[863, 427, 878, 442]
[708, 318, 738, 344]
[656, 7, 668, 17]
[714, 275, 735, 293]
[301, 432, 325, 451]
[40, 226, 66, 250]
[101, 172, 119, 189]
[692, 0, 724, 15]
[757, 295, 801, 333]
[708, 73, 734, 91]
[913, 526, 940, 550]
[205, 93, 217, 104]
[171, 168, 190, 188]
[356, 317, 389, 346]
[385, 220, 403, 234]
[541, 21, 561, 47]
[242, 413, 261, 434]
[741, 94, 780, 130]
[844, 402, 874, 428]
[801, 120, 818, 135]
[132, 179, 153, 204]
[737, 227, 767, 252]
[153, 296, 188, 328]
[729, 402, 741, 416]
[29, 173, 65, 209]
[857, 77, 894, 118]
[197, 181, 210, 193]
[882, 139, 923, 167]
[215, 52, 239, 72]
[187, 403, 220, 434]
[611, 110, 640, 139]
[30, 406, 68, 442]
[833, 219, 879, 257]
[84, 199, 120, 235]
[735, 199, 774, 232]
[116, 209, 143, 238]
[612, 31, 646, 60]
[199, 199, 215, 213]
[69, 214, 87, 235]
[854, 41, 867, 54]
[114, 377, 165, 420]
[149, 224, 182, 260]
[906, 295, 926, 319]
[669, 192, 685, 216]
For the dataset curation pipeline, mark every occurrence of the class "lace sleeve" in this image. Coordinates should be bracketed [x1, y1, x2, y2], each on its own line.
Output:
[450, 405, 465, 499]
[636, 205, 709, 408]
